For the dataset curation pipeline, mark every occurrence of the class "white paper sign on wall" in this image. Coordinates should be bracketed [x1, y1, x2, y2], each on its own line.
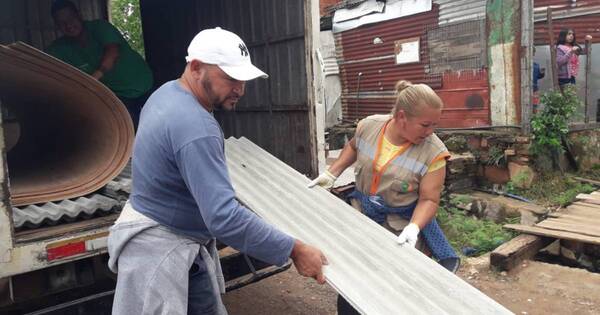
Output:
[395, 37, 420, 65]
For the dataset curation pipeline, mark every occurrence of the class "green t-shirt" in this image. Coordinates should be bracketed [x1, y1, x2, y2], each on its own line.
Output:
[47, 20, 153, 99]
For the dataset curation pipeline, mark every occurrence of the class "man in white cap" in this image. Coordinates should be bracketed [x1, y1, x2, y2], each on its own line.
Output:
[107, 27, 327, 315]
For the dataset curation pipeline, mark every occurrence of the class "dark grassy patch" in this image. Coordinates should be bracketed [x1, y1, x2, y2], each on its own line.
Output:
[508, 172, 595, 207]
[437, 203, 518, 256]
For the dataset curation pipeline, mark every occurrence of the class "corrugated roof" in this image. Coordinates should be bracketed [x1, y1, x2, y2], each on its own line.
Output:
[225, 137, 511, 314]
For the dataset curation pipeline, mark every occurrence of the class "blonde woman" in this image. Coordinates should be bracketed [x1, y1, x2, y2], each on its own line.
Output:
[309, 80, 459, 314]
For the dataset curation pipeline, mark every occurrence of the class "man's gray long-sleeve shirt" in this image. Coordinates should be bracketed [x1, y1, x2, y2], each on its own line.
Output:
[130, 80, 294, 266]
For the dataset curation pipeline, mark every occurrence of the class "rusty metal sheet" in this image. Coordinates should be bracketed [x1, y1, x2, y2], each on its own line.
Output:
[534, 14, 600, 45]
[533, 0, 600, 44]
[0, 43, 133, 206]
[337, 4, 440, 122]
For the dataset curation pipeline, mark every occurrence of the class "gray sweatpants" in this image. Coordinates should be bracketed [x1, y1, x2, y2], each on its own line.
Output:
[108, 208, 226, 315]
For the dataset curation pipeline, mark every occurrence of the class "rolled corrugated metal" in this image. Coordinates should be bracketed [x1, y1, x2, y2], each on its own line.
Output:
[0, 43, 133, 206]
[225, 136, 513, 315]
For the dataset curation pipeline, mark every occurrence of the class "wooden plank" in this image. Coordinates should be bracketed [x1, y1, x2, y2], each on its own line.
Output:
[576, 194, 600, 205]
[584, 37, 593, 123]
[563, 205, 600, 216]
[572, 201, 600, 209]
[547, 7, 559, 90]
[576, 193, 600, 200]
[15, 213, 118, 244]
[546, 213, 600, 225]
[536, 220, 600, 237]
[490, 234, 553, 271]
[567, 176, 600, 186]
[504, 224, 600, 245]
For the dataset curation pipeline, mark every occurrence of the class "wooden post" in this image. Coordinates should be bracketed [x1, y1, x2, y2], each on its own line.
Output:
[585, 38, 593, 123]
[547, 8, 559, 90]
[521, 0, 533, 134]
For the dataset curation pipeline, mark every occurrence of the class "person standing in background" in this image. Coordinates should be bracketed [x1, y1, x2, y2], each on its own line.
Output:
[47, 0, 153, 131]
[556, 28, 592, 89]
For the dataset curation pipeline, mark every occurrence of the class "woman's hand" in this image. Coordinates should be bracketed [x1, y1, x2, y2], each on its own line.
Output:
[585, 34, 593, 41]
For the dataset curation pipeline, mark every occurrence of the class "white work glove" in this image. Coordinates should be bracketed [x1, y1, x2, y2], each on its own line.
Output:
[396, 223, 420, 247]
[307, 170, 337, 189]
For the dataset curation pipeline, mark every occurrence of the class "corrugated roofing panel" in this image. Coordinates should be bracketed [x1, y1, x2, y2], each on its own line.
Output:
[225, 137, 512, 314]
[12, 194, 119, 229]
[434, 0, 486, 25]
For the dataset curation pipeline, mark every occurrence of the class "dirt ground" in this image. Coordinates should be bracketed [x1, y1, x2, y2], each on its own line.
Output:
[223, 256, 600, 315]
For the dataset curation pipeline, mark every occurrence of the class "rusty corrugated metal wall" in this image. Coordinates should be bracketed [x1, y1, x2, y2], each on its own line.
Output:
[140, 0, 317, 176]
[533, 0, 600, 45]
[0, 0, 107, 49]
[336, 2, 492, 127]
[336, 4, 441, 122]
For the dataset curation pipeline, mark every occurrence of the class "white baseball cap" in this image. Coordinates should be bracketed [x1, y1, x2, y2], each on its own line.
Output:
[185, 27, 268, 81]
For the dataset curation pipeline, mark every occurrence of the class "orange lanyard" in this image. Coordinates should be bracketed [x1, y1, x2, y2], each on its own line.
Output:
[369, 120, 410, 195]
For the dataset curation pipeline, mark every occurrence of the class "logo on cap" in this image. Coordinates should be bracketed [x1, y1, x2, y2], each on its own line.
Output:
[239, 43, 249, 57]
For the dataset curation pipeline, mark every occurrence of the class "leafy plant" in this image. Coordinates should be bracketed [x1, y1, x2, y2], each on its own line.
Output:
[437, 204, 517, 256]
[484, 145, 506, 166]
[110, 0, 145, 57]
[530, 86, 580, 163]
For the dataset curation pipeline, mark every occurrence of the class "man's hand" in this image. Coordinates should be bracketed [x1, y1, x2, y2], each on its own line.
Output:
[307, 170, 337, 189]
[290, 240, 328, 284]
[396, 223, 420, 247]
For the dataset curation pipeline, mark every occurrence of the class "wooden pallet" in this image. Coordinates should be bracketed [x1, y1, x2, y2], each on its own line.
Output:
[505, 190, 600, 245]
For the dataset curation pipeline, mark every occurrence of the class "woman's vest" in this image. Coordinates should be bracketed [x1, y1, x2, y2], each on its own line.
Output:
[354, 114, 449, 207]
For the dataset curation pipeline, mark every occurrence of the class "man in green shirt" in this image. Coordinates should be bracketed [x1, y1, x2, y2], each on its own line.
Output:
[47, 0, 153, 131]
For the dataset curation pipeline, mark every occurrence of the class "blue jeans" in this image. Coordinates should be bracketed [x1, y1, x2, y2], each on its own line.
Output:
[349, 190, 459, 262]
[558, 76, 576, 86]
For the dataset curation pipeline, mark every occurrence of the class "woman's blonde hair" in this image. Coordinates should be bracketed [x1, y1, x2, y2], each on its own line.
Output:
[391, 80, 443, 117]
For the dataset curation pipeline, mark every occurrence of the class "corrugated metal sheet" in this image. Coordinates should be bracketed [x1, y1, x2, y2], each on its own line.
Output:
[337, 4, 440, 121]
[140, 0, 316, 176]
[436, 70, 490, 127]
[12, 163, 131, 229]
[434, 0, 486, 25]
[105, 162, 132, 194]
[12, 194, 119, 229]
[533, 0, 600, 45]
[0, 0, 107, 49]
[224, 136, 512, 314]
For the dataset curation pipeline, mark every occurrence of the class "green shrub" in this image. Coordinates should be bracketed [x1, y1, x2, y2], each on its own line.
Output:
[530, 86, 581, 170]
[437, 205, 517, 256]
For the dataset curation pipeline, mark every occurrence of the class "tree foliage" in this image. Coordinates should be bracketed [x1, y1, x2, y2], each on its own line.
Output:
[110, 0, 145, 57]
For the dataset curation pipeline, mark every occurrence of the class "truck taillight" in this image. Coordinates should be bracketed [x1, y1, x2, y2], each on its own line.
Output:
[46, 232, 108, 261]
